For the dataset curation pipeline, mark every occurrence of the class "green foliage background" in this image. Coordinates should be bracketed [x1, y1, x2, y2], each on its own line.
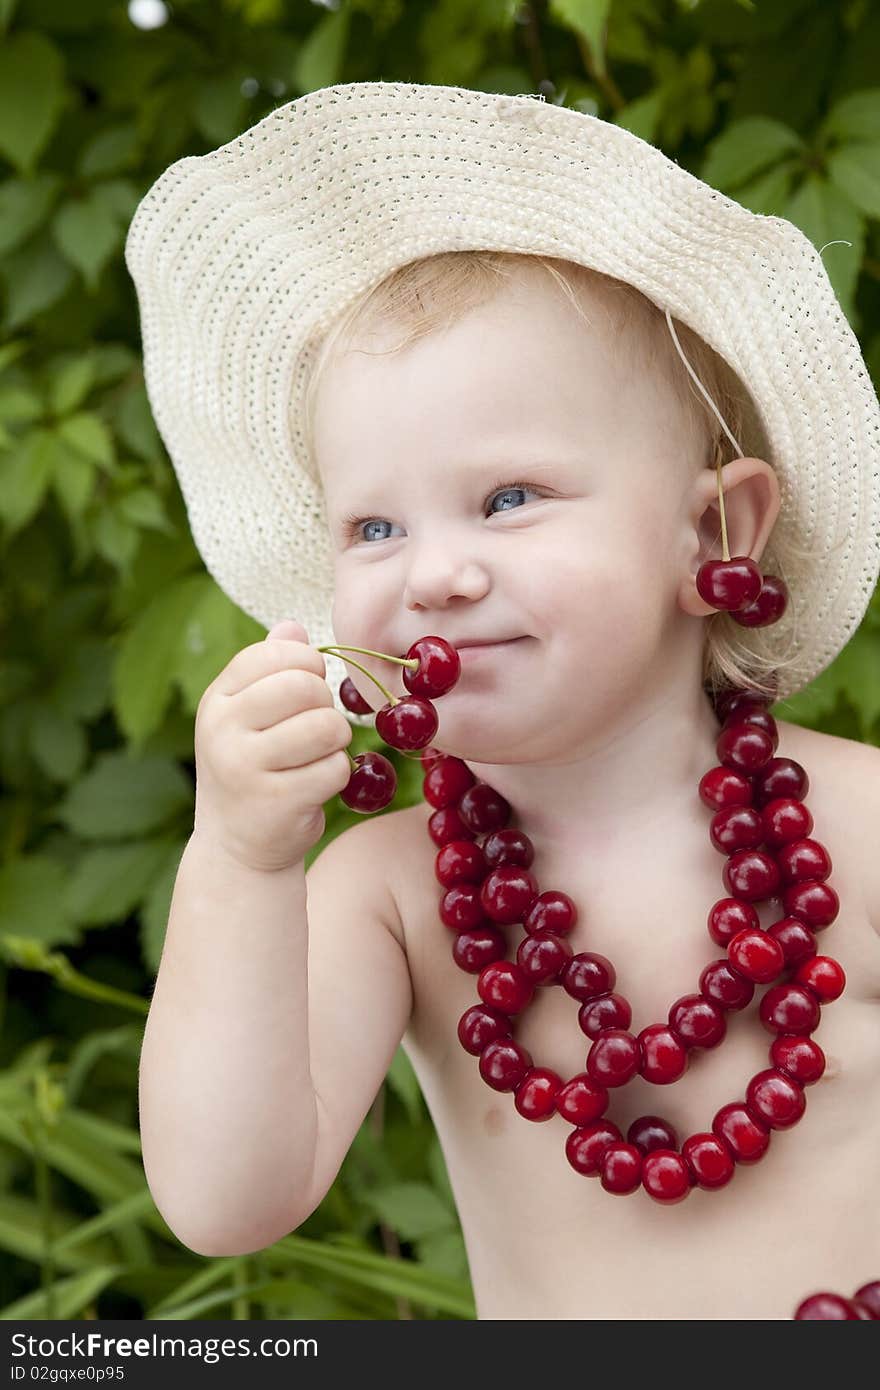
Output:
[1, 0, 878, 1321]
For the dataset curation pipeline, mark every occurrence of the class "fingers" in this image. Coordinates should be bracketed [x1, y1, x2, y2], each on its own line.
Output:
[210, 625, 326, 698]
[251, 706, 353, 771]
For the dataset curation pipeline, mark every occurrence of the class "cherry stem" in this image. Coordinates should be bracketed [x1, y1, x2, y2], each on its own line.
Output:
[318, 643, 419, 672]
[318, 648, 397, 706]
[715, 451, 730, 563]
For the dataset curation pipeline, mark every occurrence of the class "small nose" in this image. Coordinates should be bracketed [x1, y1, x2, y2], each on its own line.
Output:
[403, 536, 491, 612]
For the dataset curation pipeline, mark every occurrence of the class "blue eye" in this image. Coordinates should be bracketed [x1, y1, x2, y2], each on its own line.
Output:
[343, 480, 543, 544]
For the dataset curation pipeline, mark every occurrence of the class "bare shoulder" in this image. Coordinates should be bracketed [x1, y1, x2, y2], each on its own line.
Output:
[776, 717, 880, 929]
[308, 807, 415, 951]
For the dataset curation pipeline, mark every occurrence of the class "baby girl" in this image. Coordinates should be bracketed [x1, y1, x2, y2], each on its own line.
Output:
[127, 84, 880, 1320]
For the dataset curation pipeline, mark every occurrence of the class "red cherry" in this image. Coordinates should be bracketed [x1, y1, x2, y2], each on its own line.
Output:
[482, 828, 535, 868]
[709, 805, 764, 853]
[745, 1067, 806, 1129]
[707, 897, 760, 947]
[853, 1282, 880, 1319]
[668, 994, 726, 1049]
[794, 1292, 862, 1320]
[627, 1115, 679, 1155]
[638, 1024, 689, 1084]
[514, 1067, 563, 1121]
[428, 805, 477, 847]
[793, 955, 846, 1002]
[478, 960, 534, 1014]
[759, 983, 820, 1035]
[681, 1133, 735, 1190]
[561, 952, 616, 1001]
[420, 745, 444, 770]
[339, 676, 373, 714]
[781, 879, 839, 928]
[556, 1074, 610, 1126]
[423, 755, 475, 808]
[434, 840, 486, 887]
[586, 1030, 640, 1087]
[439, 883, 485, 931]
[516, 930, 573, 984]
[696, 556, 762, 610]
[760, 797, 813, 848]
[766, 917, 817, 966]
[340, 751, 397, 812]
[451, 926, 507, 972]
[479, 866, 539, 924]
[752, 756, 809, 808]
[403, 636, 461, 697]
[727, 928, 785, 983]
[770, 1034, 826, 1086]
[723, 706, 779, 752]
[698, 765, 753, 811]
[524, 890, 578, 936]
[600, 1142, 643, 1195]
[458, 782, 511, 833]
[699, 958, 755, 1011]
[479, 1038, 532, 1091]
[716, 723, 774, 775]
[642, 1150, 692, 1204]
[457, 1004, 511, 1055]
[722, 848, 781, 901]
[730, 574, 789, 627]
[712, 1102, 770, 1164]
[776, 837, 832, 885]
[578, 992, 632, 1039]
[375, 695, 438, 750]
[715, 688, 774, 722]
[565, 1120, 622, 1177]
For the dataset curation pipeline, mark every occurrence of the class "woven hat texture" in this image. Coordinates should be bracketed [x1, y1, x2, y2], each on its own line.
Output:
[124, 80, 880, 717]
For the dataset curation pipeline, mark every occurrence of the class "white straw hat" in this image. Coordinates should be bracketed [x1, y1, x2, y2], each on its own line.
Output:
[123, 80, 880, 717]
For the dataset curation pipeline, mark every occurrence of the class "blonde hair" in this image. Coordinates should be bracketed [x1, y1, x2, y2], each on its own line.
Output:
[303, 251, 816, 705]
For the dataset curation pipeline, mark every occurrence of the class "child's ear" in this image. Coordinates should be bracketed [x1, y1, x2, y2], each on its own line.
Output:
[678, 456, 781, 618]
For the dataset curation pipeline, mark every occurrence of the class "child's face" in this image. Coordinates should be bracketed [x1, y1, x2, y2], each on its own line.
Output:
[313, 267, 709, 764]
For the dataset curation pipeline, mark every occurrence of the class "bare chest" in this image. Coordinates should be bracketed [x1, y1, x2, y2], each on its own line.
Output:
[390, 724, 880, 1317]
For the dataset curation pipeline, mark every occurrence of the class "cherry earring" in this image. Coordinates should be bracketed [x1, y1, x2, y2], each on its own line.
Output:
[695, 443, 789, 628]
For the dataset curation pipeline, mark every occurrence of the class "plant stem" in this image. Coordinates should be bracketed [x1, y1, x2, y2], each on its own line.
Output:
[716, 456, 730, 561]
[318, 649, 397, 706]
[318, 643, 418, 672]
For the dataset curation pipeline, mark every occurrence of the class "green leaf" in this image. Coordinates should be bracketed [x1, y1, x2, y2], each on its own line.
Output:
[54, 748, 193, 841]
[729, 156, 800, 218]
[50, 437, 96, 521]
[414, 1229, 470, 1281]
[49, 355, 97, 416]
[549, 0, 613, 78]
[0, 856, 79, 946]
[193, 73, 250, 145]
[66, 836, 180, 926]
[117, 486, 175, 535]
[140, 838, 186, 975]
[822, 88, 880, 142]
[0, 31, 67, 173]
[112, 382, 162, 462]
[56, 410, 115, 469]
[0, 427, 56, 534]
[611, 89, 662, 143]
[701, 116, 804, 190]
[0, 385, 43, 425]
[51, 637, 111, 722]
[384, 1046, 424, 1125]
[363, 1182, 455, 1241]
[826, 141, 880, 219]
[27, 697, 89, 783]
[111, 572, 208, 743]
[292, 4, 351, 94]
[783, 174, 864, 323]
[0, 232, 75, 331]
[77, 121, 140, 178]
[0, 1256, 123, 1323]
[52, 190, 124, 292]
[0, 172, 62, 257]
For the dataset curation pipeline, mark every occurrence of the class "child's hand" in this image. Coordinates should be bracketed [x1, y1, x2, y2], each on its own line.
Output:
[192, 619, 354, 872]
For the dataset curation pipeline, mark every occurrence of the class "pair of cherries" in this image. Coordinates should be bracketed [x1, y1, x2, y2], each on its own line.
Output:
[314, 636, 461, 812]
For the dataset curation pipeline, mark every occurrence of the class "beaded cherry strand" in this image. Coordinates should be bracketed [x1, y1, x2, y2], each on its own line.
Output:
[424, 688, 847, 1205]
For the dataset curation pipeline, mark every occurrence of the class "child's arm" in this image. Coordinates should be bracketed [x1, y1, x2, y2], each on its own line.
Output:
[138, 813, 411, 1257]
